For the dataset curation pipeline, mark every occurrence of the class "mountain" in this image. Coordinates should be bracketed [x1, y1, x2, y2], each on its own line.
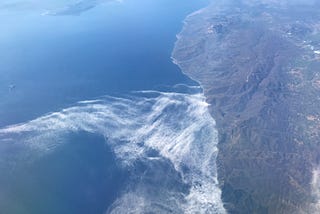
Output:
[0, 0, 111, 15]
[173, 0, 320, 213]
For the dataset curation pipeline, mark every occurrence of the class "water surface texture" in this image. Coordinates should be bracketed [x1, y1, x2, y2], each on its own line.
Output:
[0, 90, 225, 213]
[0, 0, 203, 126]
[0, 0, 226, 213]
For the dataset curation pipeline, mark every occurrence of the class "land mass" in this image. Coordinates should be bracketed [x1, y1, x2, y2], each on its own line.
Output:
[173, 0, 320, 213]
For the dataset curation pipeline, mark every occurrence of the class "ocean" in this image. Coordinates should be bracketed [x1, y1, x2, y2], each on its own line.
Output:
[0, 0, 204, 127]
[0, 0, 226, 213]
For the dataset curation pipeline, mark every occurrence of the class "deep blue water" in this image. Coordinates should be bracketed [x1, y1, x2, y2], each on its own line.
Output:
[0, 1, 213, 214]
[0, 132, 126, 214]
[0, 0, 206, 127]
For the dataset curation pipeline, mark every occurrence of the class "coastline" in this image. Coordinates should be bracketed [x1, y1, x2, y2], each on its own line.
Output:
[171, 3, 227, 213]
[171, 6, 207, 91]
[171, 0, 320, 213]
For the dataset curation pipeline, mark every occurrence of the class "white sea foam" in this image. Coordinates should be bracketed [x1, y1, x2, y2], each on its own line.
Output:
[0, 90, 226, 213]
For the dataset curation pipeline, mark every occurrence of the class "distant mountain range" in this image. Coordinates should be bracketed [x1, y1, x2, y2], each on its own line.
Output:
[0, 0, 118, 15]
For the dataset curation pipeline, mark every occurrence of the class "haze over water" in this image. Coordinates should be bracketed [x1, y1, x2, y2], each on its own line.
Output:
[0, 0, 226, 213]
[0, 0, 205, 126]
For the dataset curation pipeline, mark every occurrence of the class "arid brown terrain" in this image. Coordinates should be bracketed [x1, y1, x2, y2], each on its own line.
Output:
[173, 0, 320, 213]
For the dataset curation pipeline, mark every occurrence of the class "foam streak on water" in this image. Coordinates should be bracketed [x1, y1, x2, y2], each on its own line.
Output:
[0, 90, 226, 213]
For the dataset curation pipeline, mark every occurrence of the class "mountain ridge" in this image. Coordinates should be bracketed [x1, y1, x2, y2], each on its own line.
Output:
[173, 1, 320, 213]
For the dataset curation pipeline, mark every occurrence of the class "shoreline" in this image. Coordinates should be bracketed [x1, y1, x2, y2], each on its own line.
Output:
[170, 0, 320, 212]
[171, 2, 227, 213]
[171, 6, 208, 92]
